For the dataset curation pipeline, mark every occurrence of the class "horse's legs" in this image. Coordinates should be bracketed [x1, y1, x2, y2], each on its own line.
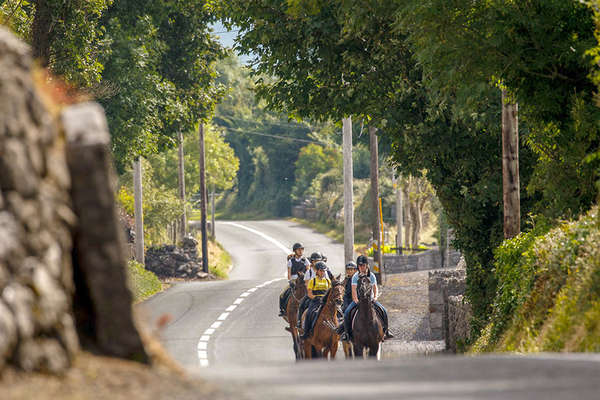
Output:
[314, 346, 323, 358]
[354, 344, 364, 359]
[303, 340, 312, 360]
[368, 344, 379, 358]
[329, 339, 338, 359]
[322, 346, 330, 360]
[343, 341, 353, 359]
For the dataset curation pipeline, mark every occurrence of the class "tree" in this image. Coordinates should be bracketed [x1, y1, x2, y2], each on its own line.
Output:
[292, 143, 341, 202]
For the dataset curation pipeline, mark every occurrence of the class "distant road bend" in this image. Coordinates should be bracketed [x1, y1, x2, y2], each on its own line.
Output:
[140, 220, 600, 400]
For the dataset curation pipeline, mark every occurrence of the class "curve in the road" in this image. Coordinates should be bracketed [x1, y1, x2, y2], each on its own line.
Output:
[196, 222, 291, 367]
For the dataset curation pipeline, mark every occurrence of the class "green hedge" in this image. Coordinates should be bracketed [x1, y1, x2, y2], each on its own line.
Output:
[472, 207, 600, 352]
[127, 260, 163, 302]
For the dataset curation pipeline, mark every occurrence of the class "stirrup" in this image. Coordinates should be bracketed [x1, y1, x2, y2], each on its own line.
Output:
[385, 331, 394, 339]
[340, 332, 350, 341]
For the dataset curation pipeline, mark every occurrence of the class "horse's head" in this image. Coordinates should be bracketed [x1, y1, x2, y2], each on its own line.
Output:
[293, 272, 307, 295]
[329, 274, 344, 313]
[357, 274, 373, 302]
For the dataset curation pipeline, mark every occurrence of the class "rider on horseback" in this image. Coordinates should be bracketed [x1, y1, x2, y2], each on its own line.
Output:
[300, 261, 331, 339]
[297, 252, 333, 325]
[279, 242, 310, 317]
[342, 261, 357, 312]
[338, 255, 393, 341]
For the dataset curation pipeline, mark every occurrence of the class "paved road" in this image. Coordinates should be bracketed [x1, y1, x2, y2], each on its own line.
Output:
[139, 220, 345, 368]
[140, 220, 600, 399]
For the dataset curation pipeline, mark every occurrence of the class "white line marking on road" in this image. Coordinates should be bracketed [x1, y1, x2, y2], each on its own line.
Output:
[197, 342, 207, 350]
[199, 335, 210, 342]
[222, 222, 290, 254]
[210, 321, 222, 329]
[226, 305, 237, 312]
[204, 328, 215, 335]
[240, 292, 250, 297]
[248, 287, 257, 292]
[199, 359, 209, 367]
[217, 312, 229, 321]
[198, 351, 207, 358]
[233, 298, 244, 305]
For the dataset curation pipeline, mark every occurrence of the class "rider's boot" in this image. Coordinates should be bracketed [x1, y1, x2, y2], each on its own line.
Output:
[382, 310, 394, 339]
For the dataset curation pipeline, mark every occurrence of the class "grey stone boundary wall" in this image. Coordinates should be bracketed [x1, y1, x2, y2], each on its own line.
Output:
[383, 249, 462, 274]
[428, 260, 472, 351]
[0, 27, 147, 373]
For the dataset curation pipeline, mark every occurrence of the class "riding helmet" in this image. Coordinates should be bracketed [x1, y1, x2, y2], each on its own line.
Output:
[292, 242, 304, 251]
[309, 252, 323, 261]
[356, 255, 369, 266]
[345, 261, 357, 269]
[315, 261, 328, 270]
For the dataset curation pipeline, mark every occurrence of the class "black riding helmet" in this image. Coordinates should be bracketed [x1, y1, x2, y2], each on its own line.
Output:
[315, 261, 328, 270]
[292, 242, 304, 251]
[356, 255, 368, 266]
[345, 261, 357, 270]
[309, 252, 323, 262]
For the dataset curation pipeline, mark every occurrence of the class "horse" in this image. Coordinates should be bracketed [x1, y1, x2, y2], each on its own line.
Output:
[283, 272, 307, 359]
[352, 274, 384, 358]
[341, 276, 354, 359]
[301, 275, 344, 360]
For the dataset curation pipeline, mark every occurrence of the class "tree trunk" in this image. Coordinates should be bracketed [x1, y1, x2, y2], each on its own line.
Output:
[369, 125, 382, 267]
[342, 117, 354, 264]
[211, 187, 216, 238]
[410, 202, 421, 249]
[393, 173, 403, 254]
[133, 157, 144, 265]
[197, 123, 209, 272]
[31, 0, 52, 67]
[177, 131, 186, 242]
[403, 184, 411, 249]
[501, 90, 520, 239]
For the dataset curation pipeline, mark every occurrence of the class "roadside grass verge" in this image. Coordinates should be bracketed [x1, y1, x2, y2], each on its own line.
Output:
[471, 206, 600, 353]
[127, 260, 163, 302]
[196, 237, 233, 279]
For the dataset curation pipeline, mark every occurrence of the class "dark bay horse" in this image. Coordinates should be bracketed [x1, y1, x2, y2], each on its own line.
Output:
[352, 274, 384, 358]
[302, 275, 344, 359]
[284, 272, 307, 359]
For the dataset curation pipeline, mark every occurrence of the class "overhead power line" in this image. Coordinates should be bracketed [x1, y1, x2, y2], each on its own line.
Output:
[221, 126, 335, 146]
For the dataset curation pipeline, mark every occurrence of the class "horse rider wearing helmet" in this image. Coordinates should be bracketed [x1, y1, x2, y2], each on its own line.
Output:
[297, 251, 333, 325]
[300, 261, 331, 339]
[342, 261, 358, 312]
[278, 242, 310, 317]
[338, 255, 393, 341]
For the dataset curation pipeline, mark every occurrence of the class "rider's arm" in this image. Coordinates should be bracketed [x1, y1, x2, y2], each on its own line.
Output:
[287, 266, 291, 281]
[372, 283, 378, 301]
[307, 288, 315, 299]
[351, 284, 358, 303]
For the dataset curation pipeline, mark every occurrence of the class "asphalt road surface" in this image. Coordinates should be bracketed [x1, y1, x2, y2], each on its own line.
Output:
[139, 220, 600, 399]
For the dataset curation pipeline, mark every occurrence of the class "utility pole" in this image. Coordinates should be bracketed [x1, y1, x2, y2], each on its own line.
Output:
[501, 90, 520, 239]
[133, 156, 145, 265]
[177, 131, 187, 242]
[198, 123, 209, 272]
[393, 172, 403, 254]
[342, 117, 354, 264]
[369, 125, 382, 274]
[211, 186, 216, 238]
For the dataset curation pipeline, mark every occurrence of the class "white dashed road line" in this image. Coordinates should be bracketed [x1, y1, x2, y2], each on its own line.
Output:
[197, 222, 289, 368]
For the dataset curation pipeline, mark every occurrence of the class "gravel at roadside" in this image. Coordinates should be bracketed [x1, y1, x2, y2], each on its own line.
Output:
[379, 270, 445, 356]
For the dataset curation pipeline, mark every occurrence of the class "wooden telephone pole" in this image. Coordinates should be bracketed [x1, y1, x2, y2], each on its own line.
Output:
[342, 117, 354, 264]
[198, 124, 209, 272]
[501, 90, 520, 239]
[369, 125, 383, 280]
[133, 156, 144, 265]
[177, 131, 187, 242]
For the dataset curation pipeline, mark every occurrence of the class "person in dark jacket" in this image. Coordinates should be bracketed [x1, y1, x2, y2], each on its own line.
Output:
[278, 242, 309, 316]
[342, 261, 357, 312]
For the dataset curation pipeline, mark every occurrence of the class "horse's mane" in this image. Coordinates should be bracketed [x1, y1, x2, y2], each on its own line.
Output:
[322, 287, 332, 304]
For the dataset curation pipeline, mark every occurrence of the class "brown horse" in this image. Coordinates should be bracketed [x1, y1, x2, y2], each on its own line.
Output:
[283, 272, 307, 359]
[302, 275, 344, 360]
[341, 276, 354, 359]
[352, 274, 384, 358]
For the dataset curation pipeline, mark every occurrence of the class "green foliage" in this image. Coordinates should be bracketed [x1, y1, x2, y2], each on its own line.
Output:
[147, 124, 239, 198]
[127, 260, 162, 302]
[473, 208, 600, 352]
[292, 143, 341, 201]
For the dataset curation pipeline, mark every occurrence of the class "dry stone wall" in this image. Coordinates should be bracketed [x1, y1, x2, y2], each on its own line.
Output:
[0, 27, 147, 372]
[0, 27, 78, 372]
[428, 265, 471, 351]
